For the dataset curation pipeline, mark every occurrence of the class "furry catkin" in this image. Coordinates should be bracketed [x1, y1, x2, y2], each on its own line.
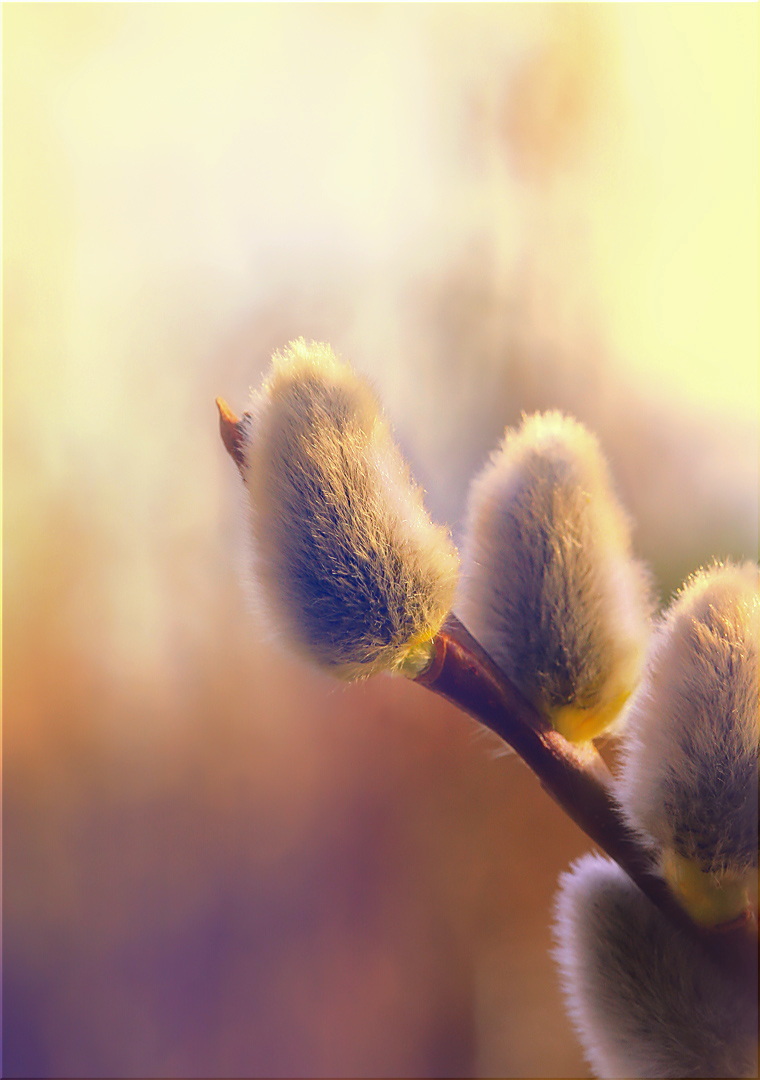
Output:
[241, 339, 459, 679]
[617, 562, 759, 906]
[554, 854, 758, 1079]
[459, 412, 652, 742]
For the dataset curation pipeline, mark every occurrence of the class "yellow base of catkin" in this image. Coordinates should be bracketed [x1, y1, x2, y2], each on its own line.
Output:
[661, 850, 754, 928]
[552, 687, 633, 745]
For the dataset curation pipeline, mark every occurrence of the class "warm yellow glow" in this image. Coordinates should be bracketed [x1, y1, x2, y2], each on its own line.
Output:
[597, 6, 759, 421]
[5, 1, 757, 730]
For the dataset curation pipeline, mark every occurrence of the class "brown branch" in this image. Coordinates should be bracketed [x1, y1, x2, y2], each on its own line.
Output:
[417, 614, 757, 988]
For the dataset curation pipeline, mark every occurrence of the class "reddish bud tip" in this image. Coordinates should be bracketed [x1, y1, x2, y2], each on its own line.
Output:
[216, 397, 247, 472]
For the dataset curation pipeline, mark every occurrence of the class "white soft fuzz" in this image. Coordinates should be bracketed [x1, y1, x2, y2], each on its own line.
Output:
[554, 854, 758, 1079]
[618, 562, 759, 876]
[241, 339, 459, 679]
[458, 412, 652, 737]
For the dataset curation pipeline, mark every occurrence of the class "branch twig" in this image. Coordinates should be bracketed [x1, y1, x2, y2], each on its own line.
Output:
[418, 614, 757, 988]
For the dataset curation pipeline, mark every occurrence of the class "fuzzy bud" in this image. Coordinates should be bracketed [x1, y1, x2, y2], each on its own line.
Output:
[617, 562, 759, 925]
[459, 412, 652, 743]
[554, 854, 758, 1079]
[238, 339, 459, 680]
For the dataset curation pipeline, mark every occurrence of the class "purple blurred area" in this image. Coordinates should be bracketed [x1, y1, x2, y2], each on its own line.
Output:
[3, 5, 757, 1077]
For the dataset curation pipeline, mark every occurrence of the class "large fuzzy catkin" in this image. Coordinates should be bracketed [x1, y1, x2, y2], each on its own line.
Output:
[240, 339, 459, 679]
[617, 563, 759, 918]
[458, 412, 652, 742]
[554, 854, 758, 1079]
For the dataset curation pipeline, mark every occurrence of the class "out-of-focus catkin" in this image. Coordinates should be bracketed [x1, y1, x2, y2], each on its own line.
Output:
[459, 412, 652, 743]
[240, 339, 459, 680]
[554, 854, 758, 1079]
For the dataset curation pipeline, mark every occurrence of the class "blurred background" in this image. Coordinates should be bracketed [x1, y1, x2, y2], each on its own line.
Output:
[3, 4, 757, 1077]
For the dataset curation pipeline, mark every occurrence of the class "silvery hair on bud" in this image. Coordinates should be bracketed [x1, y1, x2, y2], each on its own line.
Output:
[240, 339, 459, 679]
[459, 412, 652, 728]
[618, 562, 759, 875]
[554, 854, 758, 1079]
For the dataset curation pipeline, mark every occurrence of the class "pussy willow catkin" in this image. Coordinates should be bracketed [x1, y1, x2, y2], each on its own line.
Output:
[240, 339, 459, 679]
[459, 411, 652, 743]
[617, 561, 759, 925]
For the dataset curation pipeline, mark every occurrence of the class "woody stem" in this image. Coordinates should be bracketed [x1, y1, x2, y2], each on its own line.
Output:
[415, 613, 758, 988]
